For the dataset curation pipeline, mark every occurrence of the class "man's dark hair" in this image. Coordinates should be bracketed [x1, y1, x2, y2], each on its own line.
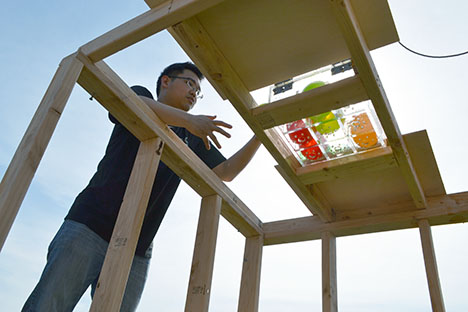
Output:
[156, 62, 204, 96]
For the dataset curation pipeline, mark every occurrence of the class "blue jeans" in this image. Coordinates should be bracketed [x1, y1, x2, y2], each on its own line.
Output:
[22, 220, 151, 312]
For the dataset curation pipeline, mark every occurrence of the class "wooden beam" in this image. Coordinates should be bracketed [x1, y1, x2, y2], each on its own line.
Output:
[238, 235, 263, 312]
[77, 54, 156, 141]
[322, 231, 337, 312]
[76, 54, 262, 236]
[297, 146, 396, 185]
[185, 195, 222, 312]
[263, 192, 468, 246]
[169, 17, 334, 221]
[90, 138, 163, 311]
[330, 0, 427, 208]
[81, 0, 224, 61]
[0, 53, 82, 252]
[418, 219, 446, 312]
[252, 75, 368, 129]
[144, 0, 167, 8]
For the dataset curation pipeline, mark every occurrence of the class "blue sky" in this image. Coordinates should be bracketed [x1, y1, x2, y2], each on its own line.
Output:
[1, 0, 468, 311]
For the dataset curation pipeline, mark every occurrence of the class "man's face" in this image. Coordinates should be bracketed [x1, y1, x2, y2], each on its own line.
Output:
[164, 69, 201, 111]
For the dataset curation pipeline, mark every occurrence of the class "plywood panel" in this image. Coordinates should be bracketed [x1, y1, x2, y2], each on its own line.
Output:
[196, 0, 398, 91]
[316, 131, 444, 216]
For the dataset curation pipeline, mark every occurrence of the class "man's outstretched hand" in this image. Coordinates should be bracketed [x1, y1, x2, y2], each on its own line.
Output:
[185, 115, 232, 150]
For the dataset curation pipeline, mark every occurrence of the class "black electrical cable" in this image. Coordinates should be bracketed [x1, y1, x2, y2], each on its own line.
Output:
[399, 41, 468, 58]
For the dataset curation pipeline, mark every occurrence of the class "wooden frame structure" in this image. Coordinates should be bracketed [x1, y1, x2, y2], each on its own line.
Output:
[0, 0, 466, 311]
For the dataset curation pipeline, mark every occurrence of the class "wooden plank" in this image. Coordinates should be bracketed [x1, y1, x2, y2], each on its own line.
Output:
[185, 195, 222, 312]
[322, 232, 337, 312]
[311, 131, 444, 217]
[144, 0, 167, 8]
[90, 138, 163, 312]
[252, 76, 368, 129]
[403, 130, 445, 197]
[297, 146, 396, 185]
[169, 17, 334, 221]
[238, 235, 263, 312]
[192, 0, 398, 91]
[0, 53, 83, 252]
[418, 219, 446, 312]
[81, 0, 224, 61]
[263, 192, 468, 246]
[77, 54, 156, 141]
[330, 0, 427, 208]
[76, 54, 262, 236]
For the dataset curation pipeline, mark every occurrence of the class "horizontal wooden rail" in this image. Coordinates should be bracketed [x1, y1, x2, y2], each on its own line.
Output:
[296, 146, 395, 185]
[263, 192, 468, 245]
[251, 75, 368, 129]
[76, 52, 262, 237]
[81, 0, 224, 62]
[168, 17, 334, 221]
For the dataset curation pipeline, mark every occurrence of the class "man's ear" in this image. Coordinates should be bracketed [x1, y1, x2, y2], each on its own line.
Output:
[160, 75, 171, 90]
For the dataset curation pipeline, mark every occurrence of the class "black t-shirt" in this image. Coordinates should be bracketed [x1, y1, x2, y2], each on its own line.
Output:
[66, 86, 226, 257]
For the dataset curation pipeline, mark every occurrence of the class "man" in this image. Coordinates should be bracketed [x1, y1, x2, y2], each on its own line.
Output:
[22, 62, 261, 311]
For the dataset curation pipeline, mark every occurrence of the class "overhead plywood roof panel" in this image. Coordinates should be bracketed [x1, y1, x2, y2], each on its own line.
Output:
[196, 0, 399, 91]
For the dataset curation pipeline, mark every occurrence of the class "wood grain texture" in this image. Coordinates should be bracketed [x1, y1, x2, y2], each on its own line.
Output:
[311, 130, 443, 218]
[193, 0, 398, 91]
[77, 54, 262, 236]
[418, 219, 446, 312]
[297, 146, 395, 185]
[169, 16, 334, 221]
[81, 0, 224, 61]
[263, 192, 468, 245]
[238, 235, 263, 312]
[0, 53, 82, 251]
[185, 195, 222, 312]
[330, 0, 426, 208]
[322, 231, 337, 312]
[90, 138, 163, 312]
[252, 76, 368, 129]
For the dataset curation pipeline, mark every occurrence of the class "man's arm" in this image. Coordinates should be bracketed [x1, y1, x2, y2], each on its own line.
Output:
[212, 135, 261, 182]
[140, 95, 261, 181]
[139, 96, 232, 150]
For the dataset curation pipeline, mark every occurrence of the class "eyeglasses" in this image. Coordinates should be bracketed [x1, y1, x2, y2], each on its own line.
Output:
[167, 75, 203, 99]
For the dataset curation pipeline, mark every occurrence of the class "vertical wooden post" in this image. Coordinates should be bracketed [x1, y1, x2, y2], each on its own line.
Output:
[0, 53, 83, 252]
[322, 231, 337, 312]
[238, 235, 263, 312]
[418, 219, 446, 312]
[90, 138, 163, 312]
[185, 194, 222, 312]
